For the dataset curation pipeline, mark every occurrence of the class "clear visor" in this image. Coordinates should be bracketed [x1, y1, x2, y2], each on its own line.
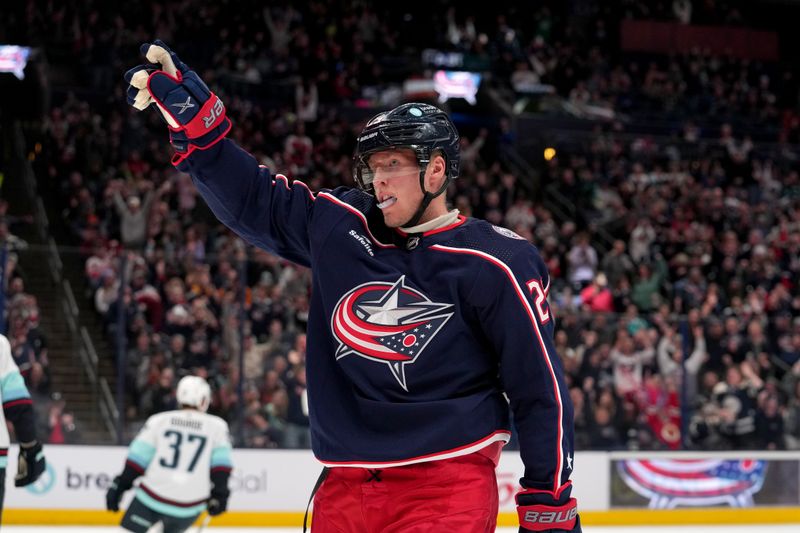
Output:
[353, 147, 428, 190]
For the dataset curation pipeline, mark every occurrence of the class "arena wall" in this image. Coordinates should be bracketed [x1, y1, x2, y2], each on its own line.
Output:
[3, 446, 799, 526]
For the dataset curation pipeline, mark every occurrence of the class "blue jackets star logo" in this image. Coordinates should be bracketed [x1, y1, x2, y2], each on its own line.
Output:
[331, 276, 454, 391]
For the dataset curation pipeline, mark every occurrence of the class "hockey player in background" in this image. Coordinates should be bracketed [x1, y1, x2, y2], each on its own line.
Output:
[105, 375, 232, 532]
[0, 334, 46, 522]
[125, 41, 580, 532]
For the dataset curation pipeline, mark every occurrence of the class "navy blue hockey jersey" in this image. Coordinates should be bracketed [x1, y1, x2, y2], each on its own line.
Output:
[178, 139, 575, 494]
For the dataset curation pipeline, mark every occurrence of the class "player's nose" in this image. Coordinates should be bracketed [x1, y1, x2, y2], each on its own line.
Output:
[372, 173, 390, 188]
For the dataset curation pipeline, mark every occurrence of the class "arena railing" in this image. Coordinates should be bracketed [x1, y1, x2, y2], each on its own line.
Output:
[13, 121, 118, 443]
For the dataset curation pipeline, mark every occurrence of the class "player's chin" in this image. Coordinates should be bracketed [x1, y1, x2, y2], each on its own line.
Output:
[381, 211, 405, 228]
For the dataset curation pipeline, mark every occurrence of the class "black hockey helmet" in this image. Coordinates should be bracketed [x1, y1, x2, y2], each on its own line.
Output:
[353, 103, 460, 227]
[353, 102, 460, 191]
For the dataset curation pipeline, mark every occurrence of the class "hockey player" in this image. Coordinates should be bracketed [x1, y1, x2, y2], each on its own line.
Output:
[105, 375, 232, 533]
[0, 334, 46, 522]
[125, 41, 580, 532]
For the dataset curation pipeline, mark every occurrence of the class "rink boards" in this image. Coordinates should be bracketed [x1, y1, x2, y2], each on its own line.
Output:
[3, 446, 799, 526]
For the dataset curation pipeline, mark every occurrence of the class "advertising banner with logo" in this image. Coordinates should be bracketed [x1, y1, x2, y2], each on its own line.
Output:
[3, 446, 799, 526]
[3, 446, 322, 511]
[610, 455, 800, 509]
[3, 445, 602, 513]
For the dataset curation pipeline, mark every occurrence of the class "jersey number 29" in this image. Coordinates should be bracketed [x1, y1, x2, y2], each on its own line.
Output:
[159, 430, 207, 472]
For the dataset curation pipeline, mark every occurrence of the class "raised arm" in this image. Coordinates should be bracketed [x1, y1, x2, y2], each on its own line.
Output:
[123, 40, 315, 265]
[178, 140, 315, 266]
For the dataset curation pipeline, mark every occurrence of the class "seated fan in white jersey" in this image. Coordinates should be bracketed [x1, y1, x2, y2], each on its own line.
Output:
[105, 375, 233, 533]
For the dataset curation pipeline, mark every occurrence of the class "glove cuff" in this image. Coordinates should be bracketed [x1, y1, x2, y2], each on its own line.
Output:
[517, 497, 578, 532]
[115, 461, 143, 493]
[210, 466, 232, 499]
[170, 117, 232, 166]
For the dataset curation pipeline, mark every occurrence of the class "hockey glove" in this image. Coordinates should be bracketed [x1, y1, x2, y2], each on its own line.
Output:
[124, 39, 231, 165]
[106, 476, 124, 512]
[106, 460, 143, 512]
[207, 494, 228, 516]
[14, 440, 45, 487]
[516, 481, 581, 532]
[207, 466, 231, 516]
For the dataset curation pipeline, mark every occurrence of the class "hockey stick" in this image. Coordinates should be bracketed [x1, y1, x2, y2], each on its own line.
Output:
[145, 521, 164, 533]
[195, 513, 212, 533]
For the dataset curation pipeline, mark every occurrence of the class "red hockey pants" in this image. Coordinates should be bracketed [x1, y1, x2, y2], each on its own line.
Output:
[311, 449, 500, 533]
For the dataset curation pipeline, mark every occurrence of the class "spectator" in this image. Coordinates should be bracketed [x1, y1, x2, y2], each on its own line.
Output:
[601, 240, 635, 289]
[112, 182, 152, 250]
[567, 232, 598, 289]
[94, 272, 120, 316]
[0, 220, 28, 254]
[630, 259, 667, 313]
[587, 405, 623, 449]
[785, 380, 800, 448]
[47, 393, 82, 445]
[140, 367, 178, 416]
[755, 395, 785, 450]
[611, 329, 656, 399]
[283, 363, 310, 449]
[580, 273, 614, 313]
[629, 219, 656, 264]
[673, 0, 692, 24]
[130, 180, 172, 246]
[657, 324, 707, 403]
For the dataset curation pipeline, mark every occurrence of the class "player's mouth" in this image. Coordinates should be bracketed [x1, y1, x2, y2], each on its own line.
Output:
[377, 195, 397, 210]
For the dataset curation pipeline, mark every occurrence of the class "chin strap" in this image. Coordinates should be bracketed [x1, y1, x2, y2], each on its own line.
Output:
[401, 168, 451, 228]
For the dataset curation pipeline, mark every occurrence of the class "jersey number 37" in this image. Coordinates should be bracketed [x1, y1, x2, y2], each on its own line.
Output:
[159, 430, 207, 472]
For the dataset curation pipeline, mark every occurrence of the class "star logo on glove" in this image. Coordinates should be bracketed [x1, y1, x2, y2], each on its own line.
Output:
[172, 96, 195, 115]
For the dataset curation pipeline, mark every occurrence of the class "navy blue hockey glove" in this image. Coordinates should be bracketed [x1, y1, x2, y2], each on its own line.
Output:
[208, 465, 231, 516]
[516, 481, 581, 532]
[106, 462, 142, 512]
[124, 40, 231, 165]
[207, 494, 228, 516]
[105, 476, 124, 512]
[14, 440, 45, 487]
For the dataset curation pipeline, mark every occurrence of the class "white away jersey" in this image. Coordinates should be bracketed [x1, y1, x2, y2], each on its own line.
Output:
[0, 334, 33, 451]
[126, 409, 232, 516]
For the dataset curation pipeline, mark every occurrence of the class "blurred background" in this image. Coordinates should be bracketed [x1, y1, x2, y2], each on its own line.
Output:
[1, 0, 800, 525]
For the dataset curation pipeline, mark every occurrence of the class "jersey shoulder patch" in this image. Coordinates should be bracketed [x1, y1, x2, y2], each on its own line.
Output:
[491, 224, 526, 240]
[441, 219, 530, 262]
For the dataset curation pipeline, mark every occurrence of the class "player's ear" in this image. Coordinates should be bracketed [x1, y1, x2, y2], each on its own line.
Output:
[426, 153, 446, 191]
